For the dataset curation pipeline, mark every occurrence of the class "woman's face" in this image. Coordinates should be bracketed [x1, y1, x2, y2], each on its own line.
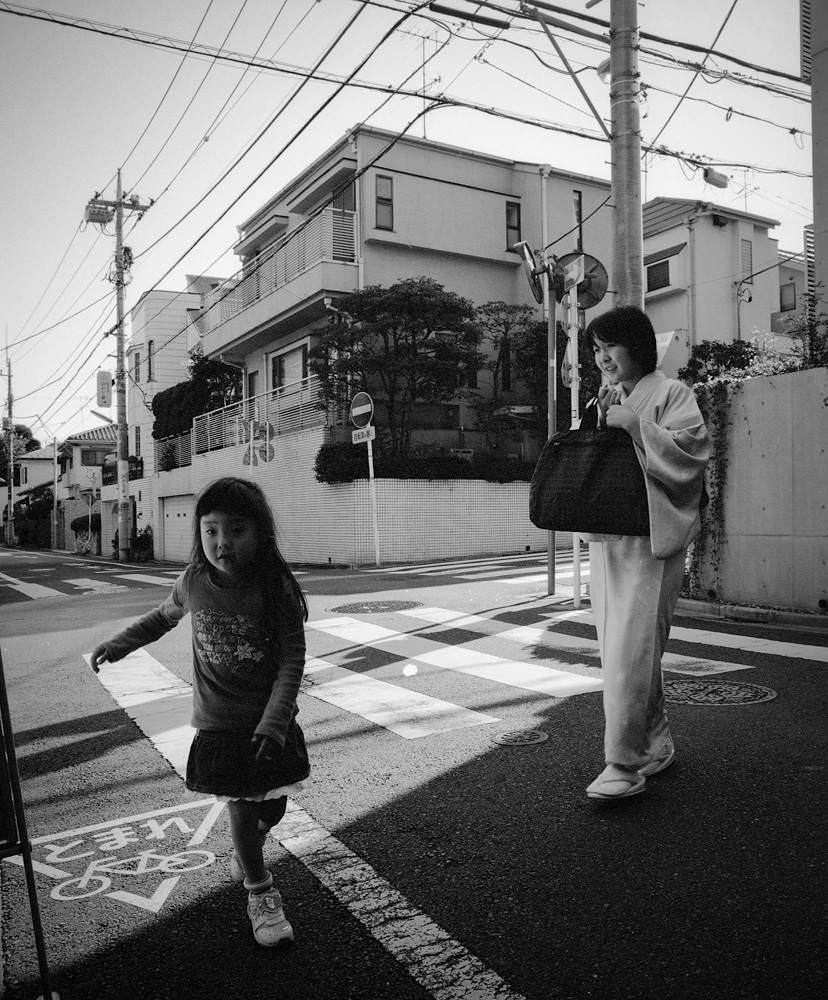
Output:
[199, 510, 258, 580]
[592, 337, 644, 391]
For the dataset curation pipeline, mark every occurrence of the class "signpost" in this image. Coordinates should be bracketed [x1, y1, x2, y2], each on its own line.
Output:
[350, 393, 381, 567]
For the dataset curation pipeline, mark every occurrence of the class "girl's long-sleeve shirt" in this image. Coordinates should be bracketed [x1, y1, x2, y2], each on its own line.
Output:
[585, 370, 711, 559]
[97, 565, 306, 747]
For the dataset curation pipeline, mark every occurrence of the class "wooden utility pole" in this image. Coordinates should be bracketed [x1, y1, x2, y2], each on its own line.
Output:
[609, 0, 643, 307]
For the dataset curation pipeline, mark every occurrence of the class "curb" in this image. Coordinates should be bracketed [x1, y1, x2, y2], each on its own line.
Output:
[675, 597, 828, 632]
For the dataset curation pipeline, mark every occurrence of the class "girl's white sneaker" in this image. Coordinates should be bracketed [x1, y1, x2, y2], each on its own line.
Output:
[247, 888, 294, 948]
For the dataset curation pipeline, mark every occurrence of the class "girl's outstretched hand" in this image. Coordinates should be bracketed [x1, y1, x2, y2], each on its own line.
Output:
[252, 734, 278, 766]
[89, 645, 111, 674]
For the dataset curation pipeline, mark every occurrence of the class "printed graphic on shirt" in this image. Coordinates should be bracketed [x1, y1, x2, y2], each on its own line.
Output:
[193, 608, 266, 672]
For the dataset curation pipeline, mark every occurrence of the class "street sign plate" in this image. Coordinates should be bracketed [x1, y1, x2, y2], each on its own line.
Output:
[350, 392, 374, 428]
[352, 426, 376, 444]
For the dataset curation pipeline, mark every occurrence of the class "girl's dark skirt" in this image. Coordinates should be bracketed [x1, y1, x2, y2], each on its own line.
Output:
[185, 719, 310, 799]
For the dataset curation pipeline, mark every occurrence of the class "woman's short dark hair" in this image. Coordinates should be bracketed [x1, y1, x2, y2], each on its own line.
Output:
[584, 306, 658, 375]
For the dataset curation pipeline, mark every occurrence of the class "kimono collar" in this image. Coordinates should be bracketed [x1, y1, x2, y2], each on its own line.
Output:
[625, 369, 667, 408]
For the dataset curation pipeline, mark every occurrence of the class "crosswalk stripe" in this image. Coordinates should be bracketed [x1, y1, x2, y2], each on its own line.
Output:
[116, 573, 180, 586]
[307, 617, 603, 697]
[303, 657, 497, 738]
[65, 577, 129, 593]
[0, 572, 64, 599]
[84, 650, 194, 777]
[397, 606, 752, 677]
[539, 609, 828, 664]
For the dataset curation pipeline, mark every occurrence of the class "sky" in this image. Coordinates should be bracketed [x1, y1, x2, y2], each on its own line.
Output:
[0, 0, 812, 442]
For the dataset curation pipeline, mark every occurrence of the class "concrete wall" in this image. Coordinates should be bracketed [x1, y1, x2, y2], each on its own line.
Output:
[697, 367, 828, 612]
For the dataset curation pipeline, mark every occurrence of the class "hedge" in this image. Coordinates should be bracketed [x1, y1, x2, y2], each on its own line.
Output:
[71, 512, 101, 533]
[314, 441, 534, 484]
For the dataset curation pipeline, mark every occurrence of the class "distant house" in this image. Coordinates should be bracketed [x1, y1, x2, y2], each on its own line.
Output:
[641, 197, 785, 377]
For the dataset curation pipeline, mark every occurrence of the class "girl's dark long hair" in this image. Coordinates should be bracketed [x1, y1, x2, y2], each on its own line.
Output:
[191, 477, 308, 624]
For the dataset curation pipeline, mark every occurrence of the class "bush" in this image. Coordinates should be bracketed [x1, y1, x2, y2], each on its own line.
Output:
[314, 441, 534, 484]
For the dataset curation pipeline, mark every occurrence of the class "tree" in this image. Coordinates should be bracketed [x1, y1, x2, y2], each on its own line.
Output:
[0, 422, 41, 478]
[151, 349, 242, 439]
[309, 277, 482, 458]
[471, 302, 539, 450]
[781, 284, 828, 370]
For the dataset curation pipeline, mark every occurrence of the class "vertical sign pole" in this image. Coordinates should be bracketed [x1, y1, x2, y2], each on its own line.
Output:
[568, 286, 582, 609]
[366, 435, 380, 567]
[546, 271, 557, 596]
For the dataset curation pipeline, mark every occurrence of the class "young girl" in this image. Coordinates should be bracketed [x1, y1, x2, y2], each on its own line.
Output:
[581, 306, 710, 801]
[90, 477, 309, 947]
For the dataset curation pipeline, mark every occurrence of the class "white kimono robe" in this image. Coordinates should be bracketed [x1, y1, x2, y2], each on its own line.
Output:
[586, 371, 711, 769]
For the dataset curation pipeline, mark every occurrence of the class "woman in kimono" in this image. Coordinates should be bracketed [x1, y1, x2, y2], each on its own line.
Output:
[582, 306, 710, 800]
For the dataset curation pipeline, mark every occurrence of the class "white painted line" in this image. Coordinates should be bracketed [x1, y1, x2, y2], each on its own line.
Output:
[116, 574, 179, 586]
[0, 571, 64, 599]
[85, 650, 194, 777]
[278, 801, 528, 1000]
[397, 607, 751, 678]
[65, 577, 129, 593]
[87, 653, 529, 997]
[543, 611, 828, 664]
[307, 617, 603, 697]
[303, 657, 497, 738]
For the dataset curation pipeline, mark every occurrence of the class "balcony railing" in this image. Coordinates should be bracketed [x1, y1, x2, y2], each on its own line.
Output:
[155, 431, 192, 471]
[193, 375, 325, 456]
[200, 209, 357, 334]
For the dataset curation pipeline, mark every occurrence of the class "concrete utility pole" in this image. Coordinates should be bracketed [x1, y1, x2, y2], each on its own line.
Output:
[609, 0, 643, 307]
[84, 170, 151, 562]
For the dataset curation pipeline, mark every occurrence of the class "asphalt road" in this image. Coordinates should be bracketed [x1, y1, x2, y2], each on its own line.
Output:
[1, 549, 827, 1000]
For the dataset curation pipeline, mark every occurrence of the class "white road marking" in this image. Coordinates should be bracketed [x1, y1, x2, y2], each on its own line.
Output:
[538, 609, 828, 664]
[64, 577, 129, 593]
[303, 656, 497, 738]
[0, 571, 64, 599]
[308, 617, 603, 696]
[116, 574, 179, 586]
[278, 801, 528, 1000]
[396, 607, 752, 677]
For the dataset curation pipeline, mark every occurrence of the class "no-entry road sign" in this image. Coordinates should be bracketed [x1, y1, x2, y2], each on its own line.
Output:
[350, 392, 374, 428]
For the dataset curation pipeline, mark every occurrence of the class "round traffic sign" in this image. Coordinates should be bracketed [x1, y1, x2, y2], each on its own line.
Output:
[350, 391, 374, 428]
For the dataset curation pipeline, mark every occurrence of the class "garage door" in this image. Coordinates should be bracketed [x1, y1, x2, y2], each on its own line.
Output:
[162, 495, 196, 562]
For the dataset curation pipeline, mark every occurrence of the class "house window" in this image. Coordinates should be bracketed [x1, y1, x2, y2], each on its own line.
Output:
[133, 351, 141, 383]
[332, 184, 355, 212]
[573, 190, 584, 250]
[247, 371, 259, 399]
[741, 240, 754, 283]
[375, 175, 393, 230]
[780, 281, 797, 312]
[146, 341, 154, 381]
[506, 201, 521, 250]
[271, 344, 308, 389]
[81, 449, 109, 466]
[647, 260, 671, 292]
[134, 426, 141, 459]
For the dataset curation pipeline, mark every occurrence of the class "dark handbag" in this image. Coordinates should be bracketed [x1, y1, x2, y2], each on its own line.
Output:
[529, 405, 650, 536]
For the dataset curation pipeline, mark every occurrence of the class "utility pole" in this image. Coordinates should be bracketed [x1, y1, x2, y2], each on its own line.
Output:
[609, 0, 643, 307]
[84, 170, 151, 562]
[3, 354, 12, 546]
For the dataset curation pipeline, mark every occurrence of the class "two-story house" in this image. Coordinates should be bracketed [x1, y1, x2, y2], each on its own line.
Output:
[641, 198, 783, 376]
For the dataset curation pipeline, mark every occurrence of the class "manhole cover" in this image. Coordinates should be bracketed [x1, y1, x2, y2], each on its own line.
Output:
[664, 679, 777, 706]
[491, 730, 549, 746]
[328, 600, 423, 614]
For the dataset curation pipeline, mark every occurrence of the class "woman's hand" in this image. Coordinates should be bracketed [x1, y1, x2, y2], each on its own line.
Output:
[252, 734, 278, 766]
[89, 644, 111, 674]
[598, 383, 640, 436]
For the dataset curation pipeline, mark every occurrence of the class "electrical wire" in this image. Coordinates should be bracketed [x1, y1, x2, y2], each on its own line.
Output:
[648, 0, 740, 149]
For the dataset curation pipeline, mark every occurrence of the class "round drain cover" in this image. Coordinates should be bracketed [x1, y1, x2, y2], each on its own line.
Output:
[491, 729, 549, 746]
[665, 679, 777, 706]
[328, 600, 423, 614]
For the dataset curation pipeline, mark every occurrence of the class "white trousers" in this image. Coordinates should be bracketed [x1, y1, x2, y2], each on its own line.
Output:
[589, 537, 686, 769]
